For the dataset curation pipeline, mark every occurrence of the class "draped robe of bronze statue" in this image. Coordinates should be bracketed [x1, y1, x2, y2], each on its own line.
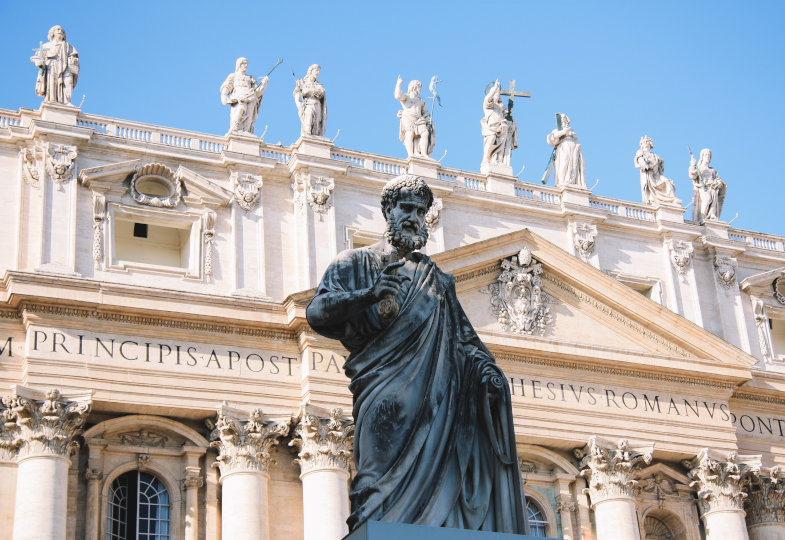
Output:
[307, 175, 527, 534]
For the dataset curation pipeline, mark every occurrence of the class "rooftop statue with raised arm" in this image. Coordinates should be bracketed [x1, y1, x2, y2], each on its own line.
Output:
[30, 25, 79, 105]
[306, 175, 528, 534]
[220, 57, 268, 135]
[481, 80, 518, 168]
[395, 76, 435, 158]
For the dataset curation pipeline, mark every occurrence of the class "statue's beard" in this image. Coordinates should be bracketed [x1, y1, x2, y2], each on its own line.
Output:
[385, 219, 428, 255]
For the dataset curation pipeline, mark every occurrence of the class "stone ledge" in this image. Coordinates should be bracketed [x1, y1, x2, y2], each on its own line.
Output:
[344, 521, 548, 539]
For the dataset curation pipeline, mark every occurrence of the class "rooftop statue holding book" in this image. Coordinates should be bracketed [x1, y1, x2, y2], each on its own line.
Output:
[307, 175, 528, 534]
[30, 25, 79, 105]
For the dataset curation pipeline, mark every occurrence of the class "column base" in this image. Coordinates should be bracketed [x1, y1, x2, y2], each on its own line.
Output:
[344, 521, 547, 539]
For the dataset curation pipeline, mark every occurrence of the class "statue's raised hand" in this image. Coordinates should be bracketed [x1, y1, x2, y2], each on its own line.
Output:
[371, 260, 409, 301]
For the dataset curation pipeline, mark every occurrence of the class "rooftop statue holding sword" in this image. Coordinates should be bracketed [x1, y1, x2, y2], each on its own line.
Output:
[220, 57, 282, 135]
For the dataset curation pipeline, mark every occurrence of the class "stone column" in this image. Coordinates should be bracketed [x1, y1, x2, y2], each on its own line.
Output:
[744, 467, 785, 540]
[182, 465, 204, 540]
[290, 405, 354, 540]
[5, 387, 92, 540]
[555, 475, 577, 540]
[0, 395, 23, 535]
[684, 448, 761, 540]
[209, 405, 289, 540]
[576, 437, 653, 540]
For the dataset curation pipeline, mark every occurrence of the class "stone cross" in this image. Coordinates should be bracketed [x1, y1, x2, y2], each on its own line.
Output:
[499, 79, 531, 121]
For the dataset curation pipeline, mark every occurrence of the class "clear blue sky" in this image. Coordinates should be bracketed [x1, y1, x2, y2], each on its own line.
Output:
[2, 1, 783, 236]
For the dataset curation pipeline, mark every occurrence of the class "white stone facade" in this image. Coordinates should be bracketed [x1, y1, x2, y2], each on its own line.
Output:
[1, 100, 785, 540]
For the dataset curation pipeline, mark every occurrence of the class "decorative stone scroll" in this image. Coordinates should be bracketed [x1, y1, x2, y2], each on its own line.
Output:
[744, 466, 785, 528]
[182, 466, 205, 490]
[209, 406, 289, 476]
[480, 247, 555, 336]
[291, 173, 335, 218]
[203, 211, 217, 278]
[129, 163, 182, 208]
[424, 196, 443, 232]
[668, 240, 693, 275]
[231, 172, 263, 212]
[118, 429, 168, 447]
[1, 387, 92, 459]
[683, 449, 761, 515]
[714, 256, 737, 288]
[92, 193, 105, 269]
[572, 223, 597, 260]
[290, 406, 354, 475]
[46, 143, 77, 189]
[575, 437, 653, 505]
[21, 146, 42, 189]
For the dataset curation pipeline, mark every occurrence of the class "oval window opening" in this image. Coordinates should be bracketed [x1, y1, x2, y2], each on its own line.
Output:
[136, 178, 172, 197]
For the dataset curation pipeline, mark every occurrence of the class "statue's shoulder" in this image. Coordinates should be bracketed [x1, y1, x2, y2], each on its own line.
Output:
[332, 246, 380, 267]
[412, 252, 454, 283]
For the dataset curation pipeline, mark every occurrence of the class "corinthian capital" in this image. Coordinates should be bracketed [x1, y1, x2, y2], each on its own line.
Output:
[744, 466, 785, 526]
[575, 436, 653, 505]
[683, 448, 761, 515]
[290, 405, 354, 476]
[209, 405, 289, 477]
[2, 386, 92, 460]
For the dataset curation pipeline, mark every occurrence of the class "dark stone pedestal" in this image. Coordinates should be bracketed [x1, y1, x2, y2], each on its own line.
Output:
[344, 521, 548, 539]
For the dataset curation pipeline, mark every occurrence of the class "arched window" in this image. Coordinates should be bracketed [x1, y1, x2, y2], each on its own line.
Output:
[526, 496, 549, 537]
[107, 471, 170, 540]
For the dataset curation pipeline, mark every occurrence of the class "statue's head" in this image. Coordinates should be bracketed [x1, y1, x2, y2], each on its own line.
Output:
[235, 57, 248, 73]
[306, 64, 321, 81]
[700, 148, 712, 165]
[381, 175, 433, 253]
[559, 113, 571, 127]
[640, 135, 653, 150]
[408, 80, 422, 96]
[48, 25, 66, 42]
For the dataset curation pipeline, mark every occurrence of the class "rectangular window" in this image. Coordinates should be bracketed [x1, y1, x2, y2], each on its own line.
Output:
[771, 319, 785, 360]
[114, 219, 191, 269]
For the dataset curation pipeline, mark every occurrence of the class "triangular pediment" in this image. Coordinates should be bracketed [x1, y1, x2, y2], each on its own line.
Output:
[432, 228, 756, 384]
[740, 266, 785, 295]
[79, 161, 232, 208]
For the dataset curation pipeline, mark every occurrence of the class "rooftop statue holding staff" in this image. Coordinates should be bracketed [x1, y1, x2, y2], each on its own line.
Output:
[221, 57, 281, 135]
[293, 63, 327, 137]
[635, 135, 679, 205]
[307, 175, 528, 534]
[395, 76, 435, 158]
[481, 79, 529, 173]
[30, 25, 79, 105]
[689, 148, 726, 223]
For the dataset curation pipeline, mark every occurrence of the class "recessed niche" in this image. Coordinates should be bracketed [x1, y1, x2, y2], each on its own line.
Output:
[114, 218, 190, 269]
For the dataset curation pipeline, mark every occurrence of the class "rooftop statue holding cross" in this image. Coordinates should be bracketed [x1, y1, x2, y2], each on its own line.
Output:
[481, 79, 529, 172]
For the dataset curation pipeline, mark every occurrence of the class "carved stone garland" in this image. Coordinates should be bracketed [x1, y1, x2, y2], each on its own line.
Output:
[481, 247, 554, 336]
[714, 256, 737, 288]
[1, 388, 92, 459]
[209, 407, 289, 476]
[683, 449, 759, 515]
[46, 143, 78, 189]
[744, 467, 785, 528]
[232, 172, 263, 212]
[289, 407, 354, 475]
[92, 193, 105, 269]
[575, 437, 653, 506]
[753, 300, 772, 361]
[668, 240, 693, 275]
[203, 211, 216, 278]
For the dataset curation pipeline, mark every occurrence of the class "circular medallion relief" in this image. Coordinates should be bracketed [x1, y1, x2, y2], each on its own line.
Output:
[129, 163, 182, 208]
[774, 276, 785, 304]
